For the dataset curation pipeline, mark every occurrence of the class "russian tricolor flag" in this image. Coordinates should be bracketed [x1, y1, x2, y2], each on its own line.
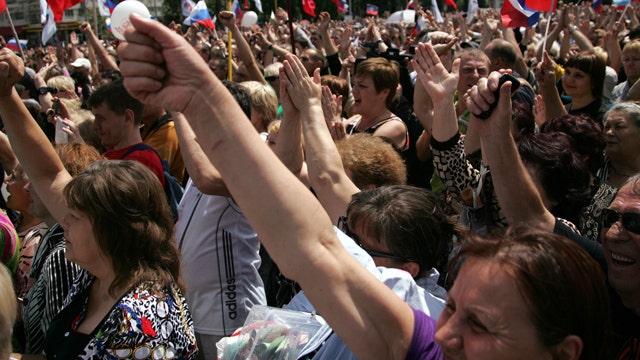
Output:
[333, 0, 347, 13]
[232, 0, 243, 22]
[501, 0, 539, 28]
[614, 0, 630, 10]
[524, 0, 556, 11]
[106, 0, 119, 13]
[184, 0, 215, 29]
[6, 38, 27, 52]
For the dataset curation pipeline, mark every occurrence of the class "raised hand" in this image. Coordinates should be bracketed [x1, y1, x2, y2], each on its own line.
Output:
[533, 94, 546, 126]
[0, 48, 25, 96]
[117, 14, 215, 114]
[534, 51, 558, 89]
[412, 42, 460, 102]
[79, 22, 92, 34]
[465, 71, 514, 138]
[282, 54, 322, 112]
[321, 85, 343, 138]
[218, 11, 236, 29]
[318, 12, 331, 34]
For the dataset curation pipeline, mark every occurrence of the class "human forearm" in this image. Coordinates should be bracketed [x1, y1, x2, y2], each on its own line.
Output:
[301, 104, 358, 223]
[86, 28, 119, 71]
[172, 112, 230, 196]
[231, 26, 265, 83]
[0, 90, 70, 223]
[480, 131, 555, 229]
[431, 99, 459, 142]
[275, 113, 305, 176]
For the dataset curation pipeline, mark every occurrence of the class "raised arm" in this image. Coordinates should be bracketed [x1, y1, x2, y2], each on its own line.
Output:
[282, 61, 359, 223]
[412, 43, 460, 143]
[465, 71, 555, 230]
[79, 22, 119, 72]
[535, 51, 567, 121]
[172, 112, 230, 196]
[218, 11, 265, 84]
[117, 16, 417, 359]
[0, 49, 72, 223]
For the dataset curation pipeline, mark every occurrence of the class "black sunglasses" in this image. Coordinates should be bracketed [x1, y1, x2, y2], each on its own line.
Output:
[601, 208, 640, 234]
[337, 216, 414, 262]
[265, 75, 279, 82]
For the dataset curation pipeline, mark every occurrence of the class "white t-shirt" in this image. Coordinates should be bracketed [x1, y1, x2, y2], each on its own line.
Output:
[175, 180, 266, 335]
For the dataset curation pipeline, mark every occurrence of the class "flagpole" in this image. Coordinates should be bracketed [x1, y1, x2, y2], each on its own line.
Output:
[541, 0, 556, 61]
[5, 9, 25, 60]
[287, 0, 295, 55]
[93, 0, 100, 38]
[619, 2, 630, 22]
[228, 0, 233, 81]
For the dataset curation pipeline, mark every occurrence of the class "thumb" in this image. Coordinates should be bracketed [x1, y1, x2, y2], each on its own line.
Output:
[445, 37, 458, 51]
[498, 80, 513, 114]
[313, 68, 321, 84]
[127, 14, 180, 48]
[450, 58, 461, 76]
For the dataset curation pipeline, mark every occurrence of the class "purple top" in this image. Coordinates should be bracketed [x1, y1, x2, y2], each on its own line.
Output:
[406, 308, 442, 360]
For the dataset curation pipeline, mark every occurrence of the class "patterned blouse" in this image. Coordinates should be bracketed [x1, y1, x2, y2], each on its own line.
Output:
[578, 160, 619, 241]
[45, 270, 198, 359]
[22, 224, 80, 354]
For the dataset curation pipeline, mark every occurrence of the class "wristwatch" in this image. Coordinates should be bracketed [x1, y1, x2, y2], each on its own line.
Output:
[38, 86, 57, 95]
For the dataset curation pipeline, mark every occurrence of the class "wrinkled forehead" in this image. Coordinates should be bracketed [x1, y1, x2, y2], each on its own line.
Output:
[611, 181, 640, 211]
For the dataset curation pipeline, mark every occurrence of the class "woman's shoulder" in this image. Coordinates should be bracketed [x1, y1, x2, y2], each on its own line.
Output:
[98, 281, 197, 357]
[118, 281, 189, 317]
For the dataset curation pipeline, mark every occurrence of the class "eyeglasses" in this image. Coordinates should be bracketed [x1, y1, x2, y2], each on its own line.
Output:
[265, 75, 279, 82]
[337, 216, 414, 262]
[601, 208, 640, 234]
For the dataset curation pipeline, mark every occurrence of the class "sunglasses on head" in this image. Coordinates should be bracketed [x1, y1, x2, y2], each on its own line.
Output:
[601, 208, 640, 234]
[265, 75, 279, 82]
[337, 216, 414, 262]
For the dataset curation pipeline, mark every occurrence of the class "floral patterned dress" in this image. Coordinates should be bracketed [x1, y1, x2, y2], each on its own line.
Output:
[44, 270, 198, 359]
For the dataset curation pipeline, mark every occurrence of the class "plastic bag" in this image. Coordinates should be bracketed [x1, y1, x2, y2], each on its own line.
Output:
[216, 305, 332, 360]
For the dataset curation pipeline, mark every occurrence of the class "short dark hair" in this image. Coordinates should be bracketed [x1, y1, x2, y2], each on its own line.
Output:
[87, 78, 144, 125]
[517, 132, 592, 223]
[222, 80, 252, 119]
[354, 57, 399, 109]
[346, 185, 455, 277]
[540, 114, 604, 174]
[565, 51, 606, 100]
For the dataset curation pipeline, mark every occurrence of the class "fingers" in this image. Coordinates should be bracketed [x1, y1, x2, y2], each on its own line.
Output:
[331, 122, 346, 140]
[118, 56, 166, 81]
[450, 58, 461, 76]
[123, 14, 180, 50]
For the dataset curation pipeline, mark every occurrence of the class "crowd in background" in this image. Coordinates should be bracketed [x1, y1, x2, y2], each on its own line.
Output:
[0, 1, 637, 359]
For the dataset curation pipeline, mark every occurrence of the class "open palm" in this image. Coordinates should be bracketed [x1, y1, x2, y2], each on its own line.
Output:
[412, 43, 459, 103]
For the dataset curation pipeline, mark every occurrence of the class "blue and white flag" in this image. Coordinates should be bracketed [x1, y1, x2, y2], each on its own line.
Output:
[183, 0, 215, 29]
[42, 6, 56, 45]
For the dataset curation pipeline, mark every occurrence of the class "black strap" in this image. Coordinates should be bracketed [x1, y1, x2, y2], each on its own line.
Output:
[141, 113, 172, 141]
[119, 142, 156, 160]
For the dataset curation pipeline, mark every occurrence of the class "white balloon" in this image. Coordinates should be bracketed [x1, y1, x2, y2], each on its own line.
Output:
[110, 0, 151, 40]
[240, 11, 258, 27]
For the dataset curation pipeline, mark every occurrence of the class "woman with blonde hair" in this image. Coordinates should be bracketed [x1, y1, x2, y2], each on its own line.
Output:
[240, 80, 278, 134]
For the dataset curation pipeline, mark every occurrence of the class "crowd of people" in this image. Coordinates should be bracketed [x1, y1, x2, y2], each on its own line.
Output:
[0, 1, 637, 359]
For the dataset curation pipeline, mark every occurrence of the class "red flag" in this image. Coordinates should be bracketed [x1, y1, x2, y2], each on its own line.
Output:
[445, 0, 458, 10]
[302, 0, 316, 17]
[524, 0, 556, 12]
[0, 0, 6, 14]
[47, 0, 84, 23]
[501, 0, 539, 28]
